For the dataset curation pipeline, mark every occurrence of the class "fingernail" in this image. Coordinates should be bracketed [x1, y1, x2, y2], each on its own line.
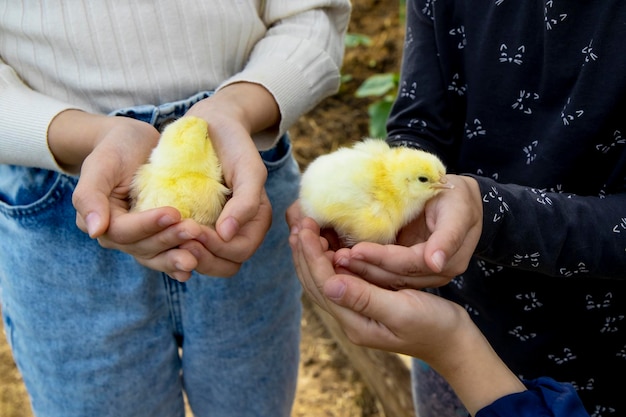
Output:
[218, 217, 239, 241]
[195, 231, 209, 245]
[290, 225, 300, 235]
[288, 233, 297, 248]
[324, 280, 346, 300]
[174, 262, 193, 273]
[170, 271, 191, 282]
[158, 215, 177, 227]
[178, 230, 193, 240]
[334, 257, 349, 268]
[351, 252, 364, 261]
[85, 212, 100, 237]
[432, 250, 446, 272]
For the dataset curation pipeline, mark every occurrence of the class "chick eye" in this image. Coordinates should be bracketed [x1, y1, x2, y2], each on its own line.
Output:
[418, 176, 429, 183]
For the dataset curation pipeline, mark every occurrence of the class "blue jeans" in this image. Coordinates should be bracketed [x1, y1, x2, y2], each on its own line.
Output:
[0, 92, 302, 417]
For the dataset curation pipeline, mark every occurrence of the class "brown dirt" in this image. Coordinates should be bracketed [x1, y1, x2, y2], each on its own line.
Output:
[0, 1, 404, 416]
[291, 0, 404, 170]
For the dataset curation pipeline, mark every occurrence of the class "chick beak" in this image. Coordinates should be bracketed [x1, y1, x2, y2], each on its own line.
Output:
[432, 175, 455, 190]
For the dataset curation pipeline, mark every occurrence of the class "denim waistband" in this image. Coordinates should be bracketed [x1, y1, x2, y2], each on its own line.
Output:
[109, 90, 289, 163]
[109, 91, 213, 132]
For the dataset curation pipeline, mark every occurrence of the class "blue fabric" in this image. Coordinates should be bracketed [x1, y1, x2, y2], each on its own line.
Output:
[0, 92, 302, 417]
[393, 1, 626, 414]
[110, 90, 212, 131]
[476, 377, 590, 417]
[411, 361, 590, 417]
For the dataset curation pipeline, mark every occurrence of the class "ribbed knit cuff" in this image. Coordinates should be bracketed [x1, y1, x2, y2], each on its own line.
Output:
[0, 81, 79, 172]
[219, 36, 340, 150]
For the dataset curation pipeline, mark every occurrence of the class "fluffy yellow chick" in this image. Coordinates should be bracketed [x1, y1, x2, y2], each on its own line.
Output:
[299, 138, 452, 246]
[130, 115, 230, 226]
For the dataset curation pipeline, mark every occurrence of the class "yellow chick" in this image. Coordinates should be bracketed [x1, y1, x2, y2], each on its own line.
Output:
[130, 115, 231, 226]
[299, 138, 452, 246]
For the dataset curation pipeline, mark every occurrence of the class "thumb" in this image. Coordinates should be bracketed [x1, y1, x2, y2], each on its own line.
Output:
[423, 224, 465, 273]
[216, 185, 267, 242]
[323, 275, 396, 324]
[422, 174, 483, 274]
[285, 199, 304, 233]
[72, 163, 113, 238]
[215, 140, 271, 242]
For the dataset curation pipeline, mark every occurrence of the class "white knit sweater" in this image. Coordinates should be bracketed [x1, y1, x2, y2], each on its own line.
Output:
[0, 0, 350, 172]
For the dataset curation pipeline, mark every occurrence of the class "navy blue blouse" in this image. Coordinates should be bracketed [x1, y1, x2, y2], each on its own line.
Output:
[387, 0, 626, 414]
[478, 377, 588, 417]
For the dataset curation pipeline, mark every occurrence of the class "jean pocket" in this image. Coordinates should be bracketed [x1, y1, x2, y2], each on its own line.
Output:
[259, 134, 295, 173]
[0, 166, 75, 219]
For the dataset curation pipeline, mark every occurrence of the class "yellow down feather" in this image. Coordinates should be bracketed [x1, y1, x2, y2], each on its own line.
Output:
[299, 138, 452, 246]
[129, 116, 231, 226]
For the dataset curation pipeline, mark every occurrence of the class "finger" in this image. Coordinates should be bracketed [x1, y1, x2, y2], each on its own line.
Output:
[338, 242, 426, 277]
[98, 219, 205, 275]
[101, 208, 190, 246]
[326, 277, 465, 356]
[215, 157, 268, 242]
[325, 275, 419, 324]
[197, 191, 272, 263]
[289, 216, 330, 252]
[300, 216, 322, 234]
[336, 243, 450, 289]
[294, 228, 411, 349]
[74, 196, 109, 238]
[338, 261, 448, 290]
[292, 228, 328, 301]
[421, 211, 467, 273]
[179, 239, 243, 277]
[291, 228, 340, 310]
[421, 207, 479, 276]
[72, 160, 117, 237]
[295, 228, 379, 323]
[297, 243, 401, 349]
[285, 200, 303, 232]
[322, 275, 403, 344]
[421, 175, 482, 273]
[300, 217, 342, 253]
[133, 247, 198, 282]
[216, 191, 258, 242]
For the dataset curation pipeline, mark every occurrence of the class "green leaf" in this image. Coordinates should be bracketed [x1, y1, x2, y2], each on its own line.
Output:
[399, 0, 407, 24]
[355, 73, 399, 98]
[344, 33, 373, 48]
[367, 97, 394, 138]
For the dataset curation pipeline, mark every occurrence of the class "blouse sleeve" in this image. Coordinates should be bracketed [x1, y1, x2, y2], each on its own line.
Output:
[471, 175, 626, 279]
[476, 377, 590, 417]
[386, 0, 463, 166]
[386, 0, 626, 279]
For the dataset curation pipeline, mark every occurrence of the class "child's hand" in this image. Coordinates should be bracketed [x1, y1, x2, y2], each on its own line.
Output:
[289, 218, 526, 416]
[333, 174, 484, 290]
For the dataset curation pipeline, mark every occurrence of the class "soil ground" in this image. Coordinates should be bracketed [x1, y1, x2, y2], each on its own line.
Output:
[0, 1, 404, 415]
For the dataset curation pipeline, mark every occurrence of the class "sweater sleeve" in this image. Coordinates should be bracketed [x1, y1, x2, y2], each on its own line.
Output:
[475, 377, 590, 417]
[387, 0, 626, 280]
[218, 0, 351, 150]
[386, 0, 462, 166]
[0, 61, 82, 172]
[472, 176, 626, 279]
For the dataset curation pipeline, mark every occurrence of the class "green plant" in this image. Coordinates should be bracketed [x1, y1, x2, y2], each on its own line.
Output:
[344, 33, 373, 48]
[354, 72, 399, 138]
[351, 0, 406, 138]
